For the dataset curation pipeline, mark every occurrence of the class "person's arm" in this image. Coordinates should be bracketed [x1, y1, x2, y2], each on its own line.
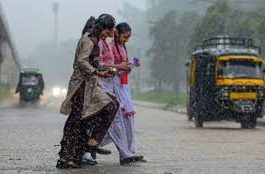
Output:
[105, 63, 128, 70]
[108, 42, 130, 71]
[76, 39, 96, 76]
[76, 38, 112, 78]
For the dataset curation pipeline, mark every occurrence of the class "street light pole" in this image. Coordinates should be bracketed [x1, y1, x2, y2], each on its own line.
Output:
[0, 51, 2, 84]
[52, 2, 59, 46]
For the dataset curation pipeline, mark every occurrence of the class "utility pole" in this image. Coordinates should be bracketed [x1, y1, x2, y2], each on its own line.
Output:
[0, 49, 2, 84]
[52, 2, 59, 46]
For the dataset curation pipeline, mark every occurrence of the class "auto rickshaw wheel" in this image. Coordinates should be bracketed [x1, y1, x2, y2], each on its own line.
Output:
[194, 107, 204, 128]
[241, 116, 257, 129]
[187, 106, 193, 121]
[19, 99, 26, 107]
[194, 101, 204, 128]
[195, 117, 203, 128]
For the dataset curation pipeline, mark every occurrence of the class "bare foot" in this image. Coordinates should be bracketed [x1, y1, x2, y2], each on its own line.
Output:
[87, 139, 99, 146]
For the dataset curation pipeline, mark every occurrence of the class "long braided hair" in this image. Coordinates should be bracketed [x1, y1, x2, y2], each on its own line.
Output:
[114, 22, 131, 60]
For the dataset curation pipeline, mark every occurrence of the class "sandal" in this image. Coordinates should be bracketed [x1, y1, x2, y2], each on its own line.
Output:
[120, 156, 147, 165]
[56, 159, 82, 169]
[85, 145, 111, 155]
[120, 156, 137, 165]
[66, 161, 82, 169]
[134, 156, 147, 163]
[80, 159, 98, 166]
[56, 159, 68, 169]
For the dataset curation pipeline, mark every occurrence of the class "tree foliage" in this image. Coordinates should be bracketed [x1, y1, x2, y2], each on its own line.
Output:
[148, 11, 200, 92]
[119, 0, 265, 94]
[148, 0, 265, 94]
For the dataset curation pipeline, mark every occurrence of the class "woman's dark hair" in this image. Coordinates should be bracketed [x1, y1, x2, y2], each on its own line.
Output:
[114, 22, 131, 58]
[82, 14, 115, 36]
[116, 22, 131, 34]
[97, 14, 116, 29]
[82, 16, 96, 35]
[92, 14, 115, 37]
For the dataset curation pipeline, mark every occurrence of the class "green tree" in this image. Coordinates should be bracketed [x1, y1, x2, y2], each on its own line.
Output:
[148, 11, 178, 91]
[148, 11, 200, 93]
[190, 0, 265, 55]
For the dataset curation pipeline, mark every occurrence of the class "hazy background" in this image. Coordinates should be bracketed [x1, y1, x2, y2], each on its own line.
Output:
[1, 0, 146, 58]
[2, 0, 265, 106]
[1, 0, 147, 87]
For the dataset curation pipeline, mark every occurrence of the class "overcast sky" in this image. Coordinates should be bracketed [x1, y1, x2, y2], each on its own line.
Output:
[1, 0, 146, 58]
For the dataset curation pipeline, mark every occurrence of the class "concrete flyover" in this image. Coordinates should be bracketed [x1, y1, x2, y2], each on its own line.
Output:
[0, 3, 20, 88]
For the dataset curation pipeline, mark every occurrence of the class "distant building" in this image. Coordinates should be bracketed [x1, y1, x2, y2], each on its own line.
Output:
[0, 3, 20, 88]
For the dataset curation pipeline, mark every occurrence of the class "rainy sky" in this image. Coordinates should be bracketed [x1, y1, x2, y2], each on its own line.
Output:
[1, 0, 146, 58]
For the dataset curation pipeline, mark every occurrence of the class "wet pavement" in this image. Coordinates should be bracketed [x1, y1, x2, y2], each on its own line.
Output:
[1, 105, 265, 174]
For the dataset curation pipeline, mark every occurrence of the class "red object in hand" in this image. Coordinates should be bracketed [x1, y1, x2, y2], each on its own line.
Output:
[120, 74, 128, 84]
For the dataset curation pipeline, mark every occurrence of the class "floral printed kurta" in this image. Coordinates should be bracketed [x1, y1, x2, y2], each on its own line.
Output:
[60, 32, 112, 119]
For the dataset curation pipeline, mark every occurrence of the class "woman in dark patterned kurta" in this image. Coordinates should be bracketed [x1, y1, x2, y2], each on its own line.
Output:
[56, 14, 119, 169]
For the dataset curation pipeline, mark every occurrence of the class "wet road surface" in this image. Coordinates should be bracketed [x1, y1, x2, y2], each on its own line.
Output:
[1, 105, 265, 174]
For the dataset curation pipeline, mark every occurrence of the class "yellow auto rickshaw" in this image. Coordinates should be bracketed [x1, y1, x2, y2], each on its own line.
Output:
[186, 36, 265, 128]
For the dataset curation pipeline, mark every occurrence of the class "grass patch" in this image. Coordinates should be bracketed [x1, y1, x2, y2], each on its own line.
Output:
[0, 85, 10, 102]
[133, 90, 187, 107]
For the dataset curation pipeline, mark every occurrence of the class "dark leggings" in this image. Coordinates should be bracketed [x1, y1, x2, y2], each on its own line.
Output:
[85, 94, 119, 143]
[58, 83, 119, 162]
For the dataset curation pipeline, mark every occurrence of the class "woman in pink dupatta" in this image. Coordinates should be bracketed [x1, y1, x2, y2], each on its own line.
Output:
[109, 22, 146, 164]
[98, 32, 145, 165]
